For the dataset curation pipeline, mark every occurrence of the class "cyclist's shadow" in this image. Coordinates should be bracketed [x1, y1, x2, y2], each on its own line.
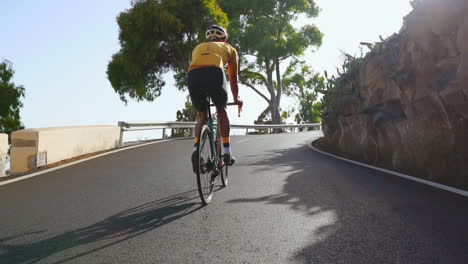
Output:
[0, 189, 203, 264]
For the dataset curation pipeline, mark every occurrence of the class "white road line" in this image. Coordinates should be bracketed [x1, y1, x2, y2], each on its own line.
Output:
[0, 139, 178, 187]
[307, 140, 468, 198]
[237, 139, 251, 143]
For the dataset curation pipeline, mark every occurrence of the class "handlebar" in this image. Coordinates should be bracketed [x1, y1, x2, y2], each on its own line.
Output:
[209, 102, 240, 106]
[210, 102, 243, 117]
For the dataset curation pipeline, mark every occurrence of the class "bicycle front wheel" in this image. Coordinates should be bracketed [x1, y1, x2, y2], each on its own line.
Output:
[196, 125, 215, 205]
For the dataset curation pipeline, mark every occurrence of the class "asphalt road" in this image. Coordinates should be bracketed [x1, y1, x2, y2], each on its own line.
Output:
[0, 132, 467, 264]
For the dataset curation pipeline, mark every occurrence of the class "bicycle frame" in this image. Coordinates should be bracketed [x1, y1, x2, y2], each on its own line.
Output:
[206, 101, 240, 161]
[206, 105, 220, 161]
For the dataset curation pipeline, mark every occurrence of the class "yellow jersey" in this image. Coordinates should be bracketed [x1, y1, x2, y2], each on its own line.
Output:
[188, 41, 238, 76]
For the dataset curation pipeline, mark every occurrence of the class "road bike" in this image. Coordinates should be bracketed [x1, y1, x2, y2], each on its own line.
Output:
[194, 102, 241, 205]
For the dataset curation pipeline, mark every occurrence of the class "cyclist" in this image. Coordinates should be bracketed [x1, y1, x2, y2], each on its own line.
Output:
[188, 25, 242, 172]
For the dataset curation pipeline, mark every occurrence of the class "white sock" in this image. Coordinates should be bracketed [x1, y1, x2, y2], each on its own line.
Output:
[224, 147, 231, 155]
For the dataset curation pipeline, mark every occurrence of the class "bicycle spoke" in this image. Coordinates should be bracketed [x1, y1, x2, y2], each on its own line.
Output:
[196, 125, 217, 205]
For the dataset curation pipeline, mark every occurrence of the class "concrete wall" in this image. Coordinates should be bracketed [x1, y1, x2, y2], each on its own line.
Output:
[10, 126, 120, 174]
[0, 133, 8, 177]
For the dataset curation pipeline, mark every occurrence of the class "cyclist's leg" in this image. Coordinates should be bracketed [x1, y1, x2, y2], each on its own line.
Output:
[188, 68, 210, 149]
[216, 107, 230, 149]
[206, 68, 235, 165]
[216, 107, 235, 165]
[194, 111, 208, 150]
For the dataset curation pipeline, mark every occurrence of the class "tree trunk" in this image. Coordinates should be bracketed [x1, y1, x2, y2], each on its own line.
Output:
[271, 102, 281, 124]
[265, 61, 281, 125]
[275, 58, 282, 107]
[272, 59, 283, 131]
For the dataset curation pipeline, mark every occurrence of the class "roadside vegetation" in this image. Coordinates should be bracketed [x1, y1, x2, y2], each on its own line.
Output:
[0, 59, 25, 139]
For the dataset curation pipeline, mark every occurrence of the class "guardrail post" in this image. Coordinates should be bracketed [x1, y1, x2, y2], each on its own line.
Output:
[190, 128, 195, 137]
[246, 128, 248, 135]
[162, 128, 166, 139]
[118, 121, 125, 147]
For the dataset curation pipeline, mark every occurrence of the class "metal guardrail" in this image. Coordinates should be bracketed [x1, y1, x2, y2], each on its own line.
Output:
[117, 121, 321, 146]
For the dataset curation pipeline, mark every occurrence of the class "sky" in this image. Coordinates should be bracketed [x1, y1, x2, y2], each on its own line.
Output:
[0, 0, 412, 140]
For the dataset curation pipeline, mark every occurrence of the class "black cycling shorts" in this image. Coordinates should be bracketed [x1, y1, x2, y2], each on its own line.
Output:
[188, 67, 228, 112]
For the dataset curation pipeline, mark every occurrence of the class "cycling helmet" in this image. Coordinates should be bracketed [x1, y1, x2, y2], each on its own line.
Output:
[206, 25, 228, 41]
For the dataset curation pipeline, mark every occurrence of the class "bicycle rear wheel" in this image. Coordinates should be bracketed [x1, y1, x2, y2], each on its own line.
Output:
[196, 125, 215, 205]
[221, 157, 228, 187]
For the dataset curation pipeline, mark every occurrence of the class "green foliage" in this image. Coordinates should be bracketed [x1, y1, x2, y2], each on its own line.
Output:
[319, 53, 365, 120]
[281, 110, 291, 122]
[282, 60, 323, 126]
[107, 0, 228, 103]
[359, 35, 390, 57]
[296, 100, 321, 125]
[282, 60, 324, 96]
[0, 60, 25, 136]
[171, 97, 197, 137]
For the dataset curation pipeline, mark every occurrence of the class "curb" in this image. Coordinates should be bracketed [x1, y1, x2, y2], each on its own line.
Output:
[0, 138, 182, 187]
[307, 139, 468, 198]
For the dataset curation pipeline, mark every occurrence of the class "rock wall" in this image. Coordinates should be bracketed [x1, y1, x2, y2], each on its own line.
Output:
[321, 0, 468, 189]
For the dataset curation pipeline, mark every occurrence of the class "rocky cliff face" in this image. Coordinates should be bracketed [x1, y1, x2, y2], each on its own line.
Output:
[320, 0, 468, 189]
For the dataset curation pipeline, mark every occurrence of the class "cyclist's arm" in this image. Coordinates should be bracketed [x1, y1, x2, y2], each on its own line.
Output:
[227, 49, 239, 103]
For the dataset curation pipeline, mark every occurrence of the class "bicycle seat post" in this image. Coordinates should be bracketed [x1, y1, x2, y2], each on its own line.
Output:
[207, 98, 213, 121]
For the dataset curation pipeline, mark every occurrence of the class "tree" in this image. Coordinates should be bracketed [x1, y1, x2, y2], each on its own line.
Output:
[282, 60, 324, 128]
[107, 0, 228, 103]
[295, 100, 321, 124]
[0, 60, 25, 136]
[218, 0, 323, 124]
[172, 96, 197, 137]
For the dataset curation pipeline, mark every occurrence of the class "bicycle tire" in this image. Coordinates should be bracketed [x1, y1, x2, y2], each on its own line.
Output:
[196, 125, 214, 205]
[222, 158, 228, 187]
[218, 139, 228, 187]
